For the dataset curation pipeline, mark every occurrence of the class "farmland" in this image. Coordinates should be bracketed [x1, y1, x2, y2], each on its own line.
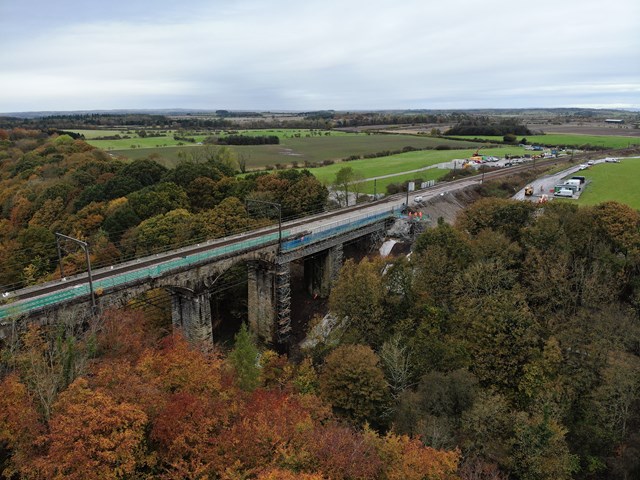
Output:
[451, 133, 640, 150]
[105, 131, 477, 169]
[574, 158, 640, 209]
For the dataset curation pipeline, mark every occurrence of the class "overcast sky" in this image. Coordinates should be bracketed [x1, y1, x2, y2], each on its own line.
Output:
[1, 0, 638, 113]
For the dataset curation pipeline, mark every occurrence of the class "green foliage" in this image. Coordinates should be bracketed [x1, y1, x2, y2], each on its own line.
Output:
[127, 181, 189, 219]
[120, 158, 167, 186]
[319, 344, 389, 426]
[510, 412, 579, 480]
[229, 323, 260, 391]
[329, 258, 387, 347]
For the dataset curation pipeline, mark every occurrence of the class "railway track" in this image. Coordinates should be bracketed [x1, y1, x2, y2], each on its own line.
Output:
[0, 155, 570, 310]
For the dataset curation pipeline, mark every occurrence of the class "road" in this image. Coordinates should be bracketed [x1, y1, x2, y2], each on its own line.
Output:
[512, 156, 632, 201]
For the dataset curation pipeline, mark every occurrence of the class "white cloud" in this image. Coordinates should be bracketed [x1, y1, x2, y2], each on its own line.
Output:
[0, 0, 638, 111]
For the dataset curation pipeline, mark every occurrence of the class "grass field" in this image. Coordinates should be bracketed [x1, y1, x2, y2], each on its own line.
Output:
[109, 133, 478, 169]
[452, 134, 640, 150]
[356, 168, 448, 195]
[297, 146, 525, 184]
[574, 158, 640, 209]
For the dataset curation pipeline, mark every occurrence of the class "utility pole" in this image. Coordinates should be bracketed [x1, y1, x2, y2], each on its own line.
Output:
[373, 179, 377, 200]
[55, 233, 97, 314]
[245, 199, 282, 254]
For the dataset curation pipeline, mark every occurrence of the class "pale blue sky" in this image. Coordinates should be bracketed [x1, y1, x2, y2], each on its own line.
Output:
[1, 0, 638, 112]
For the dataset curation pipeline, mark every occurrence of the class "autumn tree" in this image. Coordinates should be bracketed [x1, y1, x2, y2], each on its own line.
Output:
[375, 429, 460, 480]
[319, 344, 389, 425]
[0, 374, 43, 478]
[11, 320, 93, 420]
[456, 288, 540, 398]
[34, 378, 148, 480]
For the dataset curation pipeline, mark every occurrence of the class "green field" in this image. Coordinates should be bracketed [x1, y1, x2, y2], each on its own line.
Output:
[109, 133, 477, 169]
[452, 134, 640, 150]
[298, 146, 525, 184]
[356, 168, 448, 195]
[574, 158, 640, 209]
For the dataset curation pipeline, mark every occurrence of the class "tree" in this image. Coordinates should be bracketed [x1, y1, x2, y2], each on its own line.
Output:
[229, 323, 260, 391]
[151, 392, 222, 478]
[334, 166, 356, 207]
[120, 158, 167, 187]
[503, 133, 517, 144]
[456, 289, 540, 398]
[186, 176, 219, 211]
[197, 196, 251, 238]
[307, 423, 384, 479]
[395, 369, 478, 448]
[13, 322, 92, 421]
[456, 197, 535, 242]
[34, 378, 148, 480]
[127, 181, 189, 219]
[592, 351, 640, 446]
[123, 208, 197, 256]
[0, 374, 43, 478]
[376, 429, 460, 480]
[216, 389, 313, 476]
[510, 411, 578, 480]
[329, 258, 387, 347]
[319, 344, 389, 425]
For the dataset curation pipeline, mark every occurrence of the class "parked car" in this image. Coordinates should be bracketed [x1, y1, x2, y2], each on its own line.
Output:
[587, 160, 595, 166]
[579, 164, 588, 170]
[554, 188, 574, 198]
[605, 157, 620, 163]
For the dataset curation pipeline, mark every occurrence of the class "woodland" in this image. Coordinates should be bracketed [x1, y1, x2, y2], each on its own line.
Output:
[1, 127, 640, 478]
[0, 128, 327, 290]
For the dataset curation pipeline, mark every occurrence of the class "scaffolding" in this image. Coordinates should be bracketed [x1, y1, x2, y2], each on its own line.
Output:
[275, 262, 291, 342]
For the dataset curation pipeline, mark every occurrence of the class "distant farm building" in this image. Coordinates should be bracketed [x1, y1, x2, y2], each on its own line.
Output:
[605, 119, 624, 124]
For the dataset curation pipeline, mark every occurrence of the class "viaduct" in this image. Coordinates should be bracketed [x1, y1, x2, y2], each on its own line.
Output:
[0, 207, 398, 346]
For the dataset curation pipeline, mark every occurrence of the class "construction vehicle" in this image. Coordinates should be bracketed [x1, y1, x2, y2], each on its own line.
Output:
[469, 147, 484, 163]
[524, 185, 534, 196]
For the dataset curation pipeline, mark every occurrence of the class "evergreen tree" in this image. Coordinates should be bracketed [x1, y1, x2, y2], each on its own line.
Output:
[229, 323, 260, 391]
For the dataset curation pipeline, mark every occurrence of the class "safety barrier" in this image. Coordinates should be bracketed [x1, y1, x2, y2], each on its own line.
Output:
[1, 208, 397, 320]
[282, 209, 394, 252]
[0, 231, 285, 320]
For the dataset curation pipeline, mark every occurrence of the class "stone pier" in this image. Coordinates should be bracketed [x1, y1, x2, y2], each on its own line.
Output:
[170, 287, 213, 346]
[247, 261, 276, 343]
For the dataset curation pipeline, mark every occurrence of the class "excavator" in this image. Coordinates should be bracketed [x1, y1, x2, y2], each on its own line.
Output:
[469, 147, 484, 163]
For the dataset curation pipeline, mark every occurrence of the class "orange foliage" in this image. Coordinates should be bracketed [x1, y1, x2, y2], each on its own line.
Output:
[377, 430, 460, 480]
[0, 374, 44, 478]
[151, 392, 224, 479]
[96, 309, 160, 362]
[9, 195, 33, 227]
[34, 378, 148, 480]
[256, 468, 324, 479]
[259, 349, 294, 390]
[135, 333, 225, 396]
[306, 423, 383, 479]
[217, 389, 314, 476]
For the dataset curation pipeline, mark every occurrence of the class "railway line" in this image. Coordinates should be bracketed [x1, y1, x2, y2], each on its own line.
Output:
[0, 155, 570, 318]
